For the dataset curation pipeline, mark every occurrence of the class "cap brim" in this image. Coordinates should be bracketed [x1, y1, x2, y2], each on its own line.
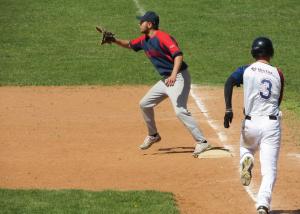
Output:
[136, 16, 143, 20]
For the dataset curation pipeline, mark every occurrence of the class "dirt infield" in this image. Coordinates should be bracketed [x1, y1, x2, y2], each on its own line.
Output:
[0, 86, 299, 214]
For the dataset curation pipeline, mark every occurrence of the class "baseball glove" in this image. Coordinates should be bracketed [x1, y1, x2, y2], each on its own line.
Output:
[96, 26, 116, 45]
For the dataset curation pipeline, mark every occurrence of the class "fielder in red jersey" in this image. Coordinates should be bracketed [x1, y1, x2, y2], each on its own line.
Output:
[110, 11, 211, 156]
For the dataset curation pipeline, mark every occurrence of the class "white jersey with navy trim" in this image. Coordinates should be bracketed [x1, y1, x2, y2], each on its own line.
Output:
[231, 61, 284, 116]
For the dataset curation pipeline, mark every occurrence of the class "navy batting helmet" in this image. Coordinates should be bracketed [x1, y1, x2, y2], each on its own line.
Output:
[251, 37, 274, 58]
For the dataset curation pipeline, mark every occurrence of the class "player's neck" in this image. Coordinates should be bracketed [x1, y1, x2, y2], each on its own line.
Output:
[256, 57, 270, 64]
[147, 29, 157, 37]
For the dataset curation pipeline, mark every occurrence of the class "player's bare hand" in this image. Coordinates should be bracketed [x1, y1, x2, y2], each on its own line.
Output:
[224, 110, 233, 128]
[165, 74, 176, 86]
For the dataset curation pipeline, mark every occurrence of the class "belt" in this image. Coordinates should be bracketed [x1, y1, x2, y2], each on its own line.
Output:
[245, 115, 277, 120]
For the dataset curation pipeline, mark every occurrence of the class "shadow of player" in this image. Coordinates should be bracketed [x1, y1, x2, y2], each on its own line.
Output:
[148, 146, 230, 155]
[270, 210, 300, 214]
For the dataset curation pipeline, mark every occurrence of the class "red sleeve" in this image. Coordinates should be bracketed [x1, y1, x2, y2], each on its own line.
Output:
[129, 35, 145, 52]
[159, 32, 182, 58]
[277, 68, 285, 106]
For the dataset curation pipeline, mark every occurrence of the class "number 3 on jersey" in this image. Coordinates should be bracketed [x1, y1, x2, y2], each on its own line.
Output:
[259, 79, 272, 99]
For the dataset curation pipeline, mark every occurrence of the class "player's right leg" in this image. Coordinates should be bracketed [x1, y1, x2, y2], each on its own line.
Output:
[166, 69, 210, 156]
[139, 80, 167, 149]
[256, 120, 281, 212]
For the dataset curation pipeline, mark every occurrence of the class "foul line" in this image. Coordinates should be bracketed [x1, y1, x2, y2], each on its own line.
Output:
[287, 153, 300, 159]
[132, 0, 145, 15]
[244, 186, 257, 202]
[190, 85, 230, 150]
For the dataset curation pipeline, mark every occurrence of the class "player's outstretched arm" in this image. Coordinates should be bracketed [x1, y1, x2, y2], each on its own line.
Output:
[113, 39, 131, 49]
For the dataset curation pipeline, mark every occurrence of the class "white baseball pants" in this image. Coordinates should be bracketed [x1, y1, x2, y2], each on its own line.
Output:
[240, 115, 281, 210]
[139, 69, 206, 142]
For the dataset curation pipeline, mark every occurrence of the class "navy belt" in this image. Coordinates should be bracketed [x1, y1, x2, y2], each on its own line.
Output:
[245, 115, 277, 120]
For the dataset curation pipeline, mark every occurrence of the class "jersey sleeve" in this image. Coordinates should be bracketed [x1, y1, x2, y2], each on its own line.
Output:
[129, 35, 145, 52]
[161, 34, 183, 58]
[230, 65, 249, 86]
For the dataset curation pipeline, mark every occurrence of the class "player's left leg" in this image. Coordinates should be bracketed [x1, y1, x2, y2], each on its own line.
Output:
[256, 120, 281, 211]
[166, 69, 209, 155]
[240, 118, 259, 186]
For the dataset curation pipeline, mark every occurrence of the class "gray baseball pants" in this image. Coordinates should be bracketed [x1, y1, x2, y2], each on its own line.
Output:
[139, 69, 206, 142]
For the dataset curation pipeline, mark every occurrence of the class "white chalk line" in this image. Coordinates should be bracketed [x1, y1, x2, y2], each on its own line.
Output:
[190, 85, 231, 150]
[132, 0, 145, 15]
[190, 84, 258, 204]
[287, 153, 300, 159]
[244, 185, 258, 202]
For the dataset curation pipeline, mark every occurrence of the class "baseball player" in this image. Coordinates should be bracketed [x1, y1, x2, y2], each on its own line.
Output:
[97, 11, 210, 156]
[223, 37, 284, 214]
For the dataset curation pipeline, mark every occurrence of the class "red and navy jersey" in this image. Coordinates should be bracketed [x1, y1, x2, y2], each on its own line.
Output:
[129, 30, 188, 77]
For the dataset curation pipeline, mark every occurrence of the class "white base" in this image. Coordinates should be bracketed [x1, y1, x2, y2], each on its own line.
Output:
[197, 147, 232, 159]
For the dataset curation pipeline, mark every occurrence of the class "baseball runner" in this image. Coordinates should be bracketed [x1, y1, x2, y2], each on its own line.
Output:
[96, 11, 210, 156]
[223, 37, 284, 214]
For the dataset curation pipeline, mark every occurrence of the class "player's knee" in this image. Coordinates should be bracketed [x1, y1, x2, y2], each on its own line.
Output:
[139, 99, 147, 109]
[175, 108, 190, 119]
[140, 98, 157, 109]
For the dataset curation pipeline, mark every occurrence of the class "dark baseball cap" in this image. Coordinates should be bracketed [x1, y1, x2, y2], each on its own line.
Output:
[136, 11, 159, 26]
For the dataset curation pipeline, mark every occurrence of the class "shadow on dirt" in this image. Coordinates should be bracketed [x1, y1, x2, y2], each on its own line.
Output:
[270, 210, 300, 214]
[148, 146, 230, 155]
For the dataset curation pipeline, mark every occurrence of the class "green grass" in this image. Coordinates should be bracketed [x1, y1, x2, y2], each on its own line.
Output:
[0, 0, 158, 85]
[0, 0, 299, 210]
[0, 0, 299, 112]
[0, 189, 179, 214]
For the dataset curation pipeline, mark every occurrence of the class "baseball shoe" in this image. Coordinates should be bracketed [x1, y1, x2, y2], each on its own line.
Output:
[139, 133, 161, 150]
[192, 141, 211, 157]
[257, 206, 269, 214]
[240, 156, 253, 186]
